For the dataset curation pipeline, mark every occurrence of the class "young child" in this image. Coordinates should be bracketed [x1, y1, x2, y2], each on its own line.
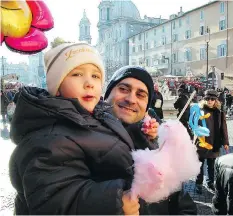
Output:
[9, 43, 139, 215]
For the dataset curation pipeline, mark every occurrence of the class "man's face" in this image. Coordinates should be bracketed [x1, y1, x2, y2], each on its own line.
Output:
[106, 78, 149, 124]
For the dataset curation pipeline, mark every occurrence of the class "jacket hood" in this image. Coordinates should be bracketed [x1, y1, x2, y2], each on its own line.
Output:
[10, 87, 112, 144]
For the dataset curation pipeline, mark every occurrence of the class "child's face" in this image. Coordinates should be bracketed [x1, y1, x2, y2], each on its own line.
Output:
[59, 64, 102, 112]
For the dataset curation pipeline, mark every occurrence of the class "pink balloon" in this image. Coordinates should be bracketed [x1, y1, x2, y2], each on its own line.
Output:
[0, 33, 4, 44]
[26, 0, 54, 31]
[5, 28, 48, 53]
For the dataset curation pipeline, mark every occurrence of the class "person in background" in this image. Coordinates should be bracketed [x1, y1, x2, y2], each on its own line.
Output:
[226, 91, 232, 115]
[195, 90, 229, 194]
[151, 83, 164, 120]
[174, 84, 193, 140]
[1, 90, 9, 124]
[212, 153, 233, 215]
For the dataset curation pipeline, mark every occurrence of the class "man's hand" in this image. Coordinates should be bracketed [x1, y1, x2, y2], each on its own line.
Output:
[224, 145, 229, 153]
[122, 192, 140, 215]
[141, 118, 159, 140]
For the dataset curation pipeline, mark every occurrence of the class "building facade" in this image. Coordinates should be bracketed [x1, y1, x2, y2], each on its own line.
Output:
[0, 56, 29, 84]
[129, 1, 233, 88]
[28, 52, 46, 87]
[96, 0, 167, 82]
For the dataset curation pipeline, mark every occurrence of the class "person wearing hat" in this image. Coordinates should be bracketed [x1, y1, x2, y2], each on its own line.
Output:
[195, 89, 229, 194]
[9, 43, 141, 215]
[104, 66, 197, 215]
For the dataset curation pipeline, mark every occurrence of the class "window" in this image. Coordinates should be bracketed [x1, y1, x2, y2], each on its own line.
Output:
[162, 26, 165, 33]
[186, 16, 190, 25]
[173, 21, 176, 29]
[107, 8, 110, 21]
[172, 52, 178, 63]
[145, 32, 148, 38]
[220, 2, 225, 13]
[146, 58, 150, 67]
[139, 34, 141, 40]
[200, 11, 204, 20]
[100, 9, 103, 20]
[132, 46, 136, 53]
[132, 60, 137, 65]
[162, 36, 166, 45]
[200, 47, 206, 60]
[146, 42, 149, 50]
[154, 29, 156, 35]
[217, 44, 227, 57]
[172, 34, 178, 42]
[139, 58, 143, 65]
[185, 48, 192, 61]
[219, 19, 226, 30]
[138, 45, 142, 52]
[154, 40, 156, 47]
[185, 30, 191, 39]
[179, 19, 182, 27]
[132, 37, 135, 43]
[200, 25, 204, 35]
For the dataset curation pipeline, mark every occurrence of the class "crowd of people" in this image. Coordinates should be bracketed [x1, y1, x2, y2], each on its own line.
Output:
[1, 42, 232, 215]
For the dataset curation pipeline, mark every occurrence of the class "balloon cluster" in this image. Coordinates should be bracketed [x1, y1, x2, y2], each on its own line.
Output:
[1, 0, 54, 54]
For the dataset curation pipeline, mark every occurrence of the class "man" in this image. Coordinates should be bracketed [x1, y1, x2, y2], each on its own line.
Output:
[226, 91, 232, 115]
[104, 66, 197, 215]
[174, 84, 193, 139]
[151, 83, 164, 120]
[212, 153, 233, 215]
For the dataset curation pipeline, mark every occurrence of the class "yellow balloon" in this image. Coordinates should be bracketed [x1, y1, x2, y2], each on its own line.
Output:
[1, 0, 32, 38]
[198, 137, 213, 150]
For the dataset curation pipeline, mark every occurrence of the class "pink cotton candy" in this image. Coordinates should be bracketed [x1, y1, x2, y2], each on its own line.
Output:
[131, 120, 201, 203]
[143, 115, 152, 128]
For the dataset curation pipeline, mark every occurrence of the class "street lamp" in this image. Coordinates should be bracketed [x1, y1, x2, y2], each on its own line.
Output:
[205, 26, 210, 89]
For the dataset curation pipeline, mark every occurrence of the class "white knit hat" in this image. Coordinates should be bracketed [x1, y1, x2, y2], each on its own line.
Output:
[44, 42, 105, 96]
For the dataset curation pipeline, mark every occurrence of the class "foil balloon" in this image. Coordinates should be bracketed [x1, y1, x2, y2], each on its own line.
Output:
[0, 0, 54, 54]
[189, 103, 213, 150]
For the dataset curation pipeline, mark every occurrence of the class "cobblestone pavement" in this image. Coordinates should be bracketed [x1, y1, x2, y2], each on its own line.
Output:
[0, 120, 233, 215]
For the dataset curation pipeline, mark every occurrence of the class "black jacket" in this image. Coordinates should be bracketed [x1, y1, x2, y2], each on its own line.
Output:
[174, 93, 190, 122]
[212, 154, 233, 215]
[9, 87, 135, 215]
[151, 91, 164, 119]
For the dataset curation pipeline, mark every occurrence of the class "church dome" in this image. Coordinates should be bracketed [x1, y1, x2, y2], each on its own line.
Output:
[111, 0, 141, 20]
[100, 0, 141, 21]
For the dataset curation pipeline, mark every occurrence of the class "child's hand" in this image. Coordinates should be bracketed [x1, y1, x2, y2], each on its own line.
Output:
[122, 191, 140, 215]
[141, 118, 159, 140]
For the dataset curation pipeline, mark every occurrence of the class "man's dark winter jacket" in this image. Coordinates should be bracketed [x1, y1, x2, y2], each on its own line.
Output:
[9, 87, 135, 215]
[212, 153, 233, 215]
